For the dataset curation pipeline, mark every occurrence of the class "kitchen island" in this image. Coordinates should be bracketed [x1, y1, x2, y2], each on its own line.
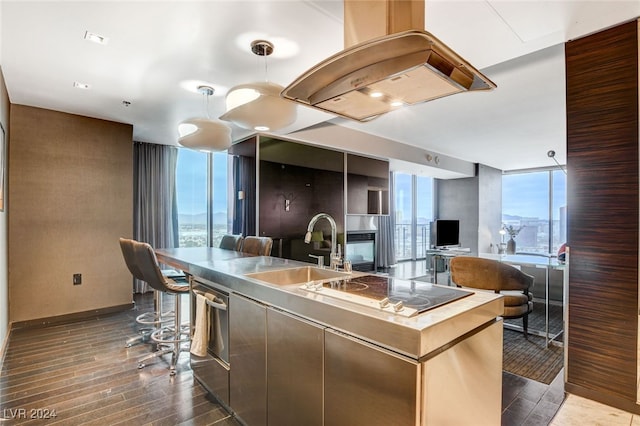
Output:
[157, 247, 504, 426]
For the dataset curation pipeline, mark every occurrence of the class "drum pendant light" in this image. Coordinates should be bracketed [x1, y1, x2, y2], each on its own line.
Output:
[178, 86, 232, 152]
[220, 40, 296, 132]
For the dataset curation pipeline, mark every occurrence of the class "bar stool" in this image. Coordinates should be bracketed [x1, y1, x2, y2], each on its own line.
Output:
[119, 238, 181, 348]
[133, 240, 191, 375]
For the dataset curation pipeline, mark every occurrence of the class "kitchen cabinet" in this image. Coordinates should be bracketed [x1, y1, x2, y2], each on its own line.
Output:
[346, 153, 389, 215]
[421, 320, 502, 425]
[229, 293, 267, 426]
[157, 248, 503, 425]
[324, 329, 418, 426]
[267, 308, 324, 426]
[229, 293, 324, 426]
[324, 320, 502, 426]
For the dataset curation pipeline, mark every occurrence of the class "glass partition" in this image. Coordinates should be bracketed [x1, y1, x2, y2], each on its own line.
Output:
[502, 167, 567, 345]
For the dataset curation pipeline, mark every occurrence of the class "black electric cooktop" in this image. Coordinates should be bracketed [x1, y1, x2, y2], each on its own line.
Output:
[322, 274, 473, 315]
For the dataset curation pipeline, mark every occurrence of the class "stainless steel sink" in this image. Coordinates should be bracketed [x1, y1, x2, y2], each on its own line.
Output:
[245, 266, 351, 286]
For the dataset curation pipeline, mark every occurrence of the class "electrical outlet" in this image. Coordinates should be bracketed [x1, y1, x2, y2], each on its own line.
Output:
[73, 273, 82, 285]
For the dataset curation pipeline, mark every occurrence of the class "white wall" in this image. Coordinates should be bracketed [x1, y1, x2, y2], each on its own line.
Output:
[0, 0, 10, 358]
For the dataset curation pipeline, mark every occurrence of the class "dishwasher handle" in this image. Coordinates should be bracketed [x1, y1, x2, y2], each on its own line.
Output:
[193, 289, 228, 311]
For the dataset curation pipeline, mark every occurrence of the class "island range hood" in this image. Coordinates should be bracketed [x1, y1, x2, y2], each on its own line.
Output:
[281, 0, 496, 122]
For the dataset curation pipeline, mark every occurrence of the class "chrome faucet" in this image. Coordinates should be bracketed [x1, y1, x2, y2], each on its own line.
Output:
[304, 213, 342, 270]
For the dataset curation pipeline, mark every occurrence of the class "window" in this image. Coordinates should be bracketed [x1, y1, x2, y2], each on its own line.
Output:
[502, 169, 566, 255]
[394, 173, 434, 260]
[415, 175, 434, 258]
[211, 152, 230, 246]
[176, 149, 229, 247]
[395, 173, 412, 260]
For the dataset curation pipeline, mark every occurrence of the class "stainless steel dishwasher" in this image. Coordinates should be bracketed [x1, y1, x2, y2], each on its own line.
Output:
[190, 278, 230, 407]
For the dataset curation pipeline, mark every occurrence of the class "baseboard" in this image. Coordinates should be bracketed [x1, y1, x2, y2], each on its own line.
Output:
[0, 322, 11, 370]
[565, 382, 640, 415]
[10, 302, 135, 330]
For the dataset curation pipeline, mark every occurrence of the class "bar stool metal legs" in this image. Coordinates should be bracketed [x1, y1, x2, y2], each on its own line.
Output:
[137, 291, 190, 375]
[126, 290, 174, 347]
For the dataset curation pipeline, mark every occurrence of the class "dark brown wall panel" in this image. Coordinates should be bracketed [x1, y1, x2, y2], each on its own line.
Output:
[566, 20, 639, 405]
[259, 160, 344, 257]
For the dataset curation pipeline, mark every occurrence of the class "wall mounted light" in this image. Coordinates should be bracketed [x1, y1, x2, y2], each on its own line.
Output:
[547, 150, 567, 175]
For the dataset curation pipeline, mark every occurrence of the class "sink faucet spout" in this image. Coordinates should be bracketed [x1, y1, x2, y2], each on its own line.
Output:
[304, 213, 342, 270]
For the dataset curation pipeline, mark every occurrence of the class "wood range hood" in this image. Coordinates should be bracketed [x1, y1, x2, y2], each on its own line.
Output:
[281, 0, 496, 122]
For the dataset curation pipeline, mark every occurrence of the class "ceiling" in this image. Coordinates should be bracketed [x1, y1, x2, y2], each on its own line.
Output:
[1, 1, 639, 172]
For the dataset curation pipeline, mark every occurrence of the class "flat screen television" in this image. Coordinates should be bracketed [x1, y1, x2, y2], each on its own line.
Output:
[431, 219, 460, 248]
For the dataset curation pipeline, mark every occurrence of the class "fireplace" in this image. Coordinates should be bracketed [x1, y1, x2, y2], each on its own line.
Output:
[345, 231, 377, 272]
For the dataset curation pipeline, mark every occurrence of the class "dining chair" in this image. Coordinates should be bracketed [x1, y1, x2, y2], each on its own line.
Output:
[219, 234, 244, 251]
[450, 256, 534, 337]
[241, 236, 273, 256]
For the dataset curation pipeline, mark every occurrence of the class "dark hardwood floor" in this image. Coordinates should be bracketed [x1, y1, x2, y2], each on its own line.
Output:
[0, 293, 238, 425]
[502, 369, 564, 425]
[1, 291, 564, 425]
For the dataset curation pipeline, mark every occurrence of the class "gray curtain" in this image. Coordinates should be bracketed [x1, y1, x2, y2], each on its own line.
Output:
[133, 142, 179, 293]
[232, 155, 256, 236]
[377, 171, 396, 268]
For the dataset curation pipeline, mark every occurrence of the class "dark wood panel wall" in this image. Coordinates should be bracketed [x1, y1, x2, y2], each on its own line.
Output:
[565, 20, 640, 412]
[259, 160, 344, 257]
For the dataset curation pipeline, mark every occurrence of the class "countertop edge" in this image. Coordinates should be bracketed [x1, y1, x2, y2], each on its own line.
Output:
[157, 248, 503, 359]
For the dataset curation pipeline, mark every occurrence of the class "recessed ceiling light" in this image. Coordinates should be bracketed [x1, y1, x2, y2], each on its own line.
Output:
[390, 100, 404, 107]
[370, 92, 383, 98]
[84, 31, 109, 45]
[254, 126, 270, 131]
[73, 81, 91, 90]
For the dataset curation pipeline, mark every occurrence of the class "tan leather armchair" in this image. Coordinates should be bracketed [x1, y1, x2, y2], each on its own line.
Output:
[450, 256, 534, 337]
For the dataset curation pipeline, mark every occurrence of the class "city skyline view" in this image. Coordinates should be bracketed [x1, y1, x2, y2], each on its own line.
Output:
[173, 149, 567, 255]
[503, 170, 566, 220]
[176, 149, 229, 216]
[175, 149, 230, 247]
[503, 170, 567, 253]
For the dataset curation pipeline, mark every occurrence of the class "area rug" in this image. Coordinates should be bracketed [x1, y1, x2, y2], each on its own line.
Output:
[504, 301, 563, 337]
[502, 328, 563, 384]
[411, 274, 432, 282]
